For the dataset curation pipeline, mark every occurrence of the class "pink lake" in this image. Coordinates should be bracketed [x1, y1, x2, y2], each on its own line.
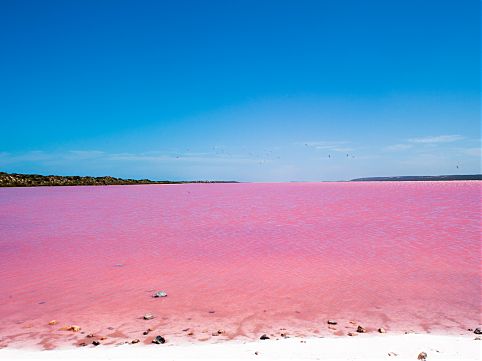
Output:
[0, 181, 480, 349]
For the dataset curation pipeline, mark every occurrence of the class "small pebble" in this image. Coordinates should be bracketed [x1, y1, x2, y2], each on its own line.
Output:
[356, 325, 366, 333]
[417, 351, 427, 360]
[143, 313, 154, 320]
[327, 320, 337, 325]
[64, 325, 81, 332]
[153, 291, 167, 298]
[131, 339, 140, 344]
[48, 320, 57, 326]
[378, 327, 386, 333]
[86, 334, 95, 338]
[79, 342, 87, 347]
[347, 332, 358, 336]
[388, 352, 398, 357]
[152, 335, 166, 344]
[259, 334, 270, 340]
[92, 340, 100, 346]
[474, 327, 482, 335]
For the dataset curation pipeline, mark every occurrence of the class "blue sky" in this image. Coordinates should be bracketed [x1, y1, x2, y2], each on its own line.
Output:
[0, 0, 480, 181]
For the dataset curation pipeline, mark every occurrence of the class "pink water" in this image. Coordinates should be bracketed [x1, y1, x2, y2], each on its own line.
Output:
[0, 182, 480, 349]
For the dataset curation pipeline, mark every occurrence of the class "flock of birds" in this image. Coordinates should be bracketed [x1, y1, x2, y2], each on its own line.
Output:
[171, 145, 462, 169]
[170, 144, 357, 166]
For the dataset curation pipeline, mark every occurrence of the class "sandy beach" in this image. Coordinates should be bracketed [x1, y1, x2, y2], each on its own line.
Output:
[1, 334, 480, 360]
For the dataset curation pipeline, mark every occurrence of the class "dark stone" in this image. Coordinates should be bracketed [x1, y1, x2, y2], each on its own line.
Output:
[152, 335, 166, 344]
[474, 327, 482, 335]
[327, 320, 337, 325]
[131, 339, 140, 344]
[259, 334, 270, 340]
[356, 325, 366, 333]
[92, 340, 100, 346]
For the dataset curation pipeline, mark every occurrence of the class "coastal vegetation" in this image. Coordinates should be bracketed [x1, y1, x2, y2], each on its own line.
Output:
[0, 172, 236, 187]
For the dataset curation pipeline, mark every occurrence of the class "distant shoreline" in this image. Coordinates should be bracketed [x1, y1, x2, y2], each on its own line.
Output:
[1, 172, 481, 187]
[350, 174, 482, 182]
[0, 172, 238, 187]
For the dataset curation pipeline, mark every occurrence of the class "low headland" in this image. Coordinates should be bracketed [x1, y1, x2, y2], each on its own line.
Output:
[0, 172, 237, 187]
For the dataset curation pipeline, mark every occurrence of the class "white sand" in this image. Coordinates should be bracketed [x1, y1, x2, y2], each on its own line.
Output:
[0, 334, 480, 360]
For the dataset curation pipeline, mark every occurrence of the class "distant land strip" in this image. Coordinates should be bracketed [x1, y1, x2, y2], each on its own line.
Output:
[351, 174, 482, 182]
[0, 172, 238, 187]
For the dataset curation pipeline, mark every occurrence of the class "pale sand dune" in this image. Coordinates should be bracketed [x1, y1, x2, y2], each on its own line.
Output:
[0, 334, 480, 360]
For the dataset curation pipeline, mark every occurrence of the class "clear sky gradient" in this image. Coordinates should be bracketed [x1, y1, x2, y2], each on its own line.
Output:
[0, 0, 480, 181]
